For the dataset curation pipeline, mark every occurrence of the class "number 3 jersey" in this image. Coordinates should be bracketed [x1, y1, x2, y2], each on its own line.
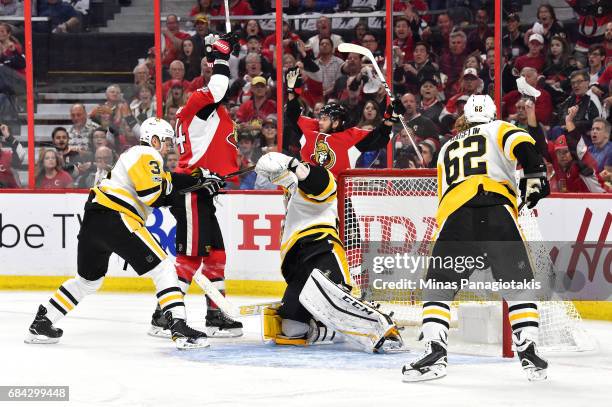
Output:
[91, 145, 171, 224]
[436, 120, 535, 225]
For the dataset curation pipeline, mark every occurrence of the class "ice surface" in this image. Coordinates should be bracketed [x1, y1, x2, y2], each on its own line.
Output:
[2, 291, 610, 407]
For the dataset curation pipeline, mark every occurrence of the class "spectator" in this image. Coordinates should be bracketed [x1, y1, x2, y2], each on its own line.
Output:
[502, 67, 553, 125]
[161, 60, 190, 99]
[164, 81, 189, 115]
[439, 30, 469, 94]
[394, 42, 439, 95]
[316, 37, 344, 100]
[165, 149, 179, 172]
[587, 44, 607, 85]
[126, 63, 154, 103]
[566, 0, 610, 62]
[68, 103, 97, 151]
[89, 85, 135, 146]
[52, 126, 91, 178]
[352, 21, 369, 45]
[467, 7, 493, 54]
[548, 135, 605, 192]
[418, 76, 444, 129]
[605, 21, 612, 66]
[361, 32, 381, 55]
[38, 0, 81, 33]
[260, 116, 278, 154]
[441, 68, 481, 126]
[188, 57, 213, 92]
[75, 146, 114, 188]
[0, 0, 19, 16]
[554, 70, 602, 133]
[91, 128, 113, 152]
[357, 100, 382, 128]
[514, 33, 546, 73]
[190, 14, 211, 61]
[542, 35, 575, 104]
[525, 4, 567, 46]
[394, 134, 421, 168]
[35, 149, 73, 189]
[393, 17, 415, 64]
[503, 13, 527, 63]
[244, 35, 273, 64]
[0, 22, 25, 108]
[307, 16, 344, 58]
[587, 118, 611, 172]
[179, 38, 201, 81]
[218, 0, 253, 19]
[130, 85, 156, 124]
[162, 14, 191, 68]
[511, 98, 530, 128]
[236, 76, 277, 124]
[164, 105, 179, 129]
[263, 20, 301, 56]
[418, 139, 437, 168]
[422, 12, 454, 54]
[400, 92, 438, 141]
[236, 130, 259, 189]
[190, 0, 218, 17]
[242, 19, 263, 42]
[0, 123, 25, 188]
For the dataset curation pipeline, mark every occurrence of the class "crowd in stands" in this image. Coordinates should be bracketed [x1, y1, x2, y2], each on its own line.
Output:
[0, 0, 610, 193]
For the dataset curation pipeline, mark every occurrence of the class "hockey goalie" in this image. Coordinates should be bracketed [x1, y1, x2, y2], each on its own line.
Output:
[254, 152, 403, 352]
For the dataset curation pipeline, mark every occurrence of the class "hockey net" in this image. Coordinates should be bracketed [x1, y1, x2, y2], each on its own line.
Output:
[338, 169, 594, 356]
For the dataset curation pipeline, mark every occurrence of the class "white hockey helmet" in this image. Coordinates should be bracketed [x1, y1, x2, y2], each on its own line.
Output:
[139, 117, 175, 146]
[464, 94, 496, 124]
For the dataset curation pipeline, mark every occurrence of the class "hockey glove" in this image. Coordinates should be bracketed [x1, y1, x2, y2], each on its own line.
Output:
[383, 99, 406, 123]
[519, 173, 550, 209]
[285, 67, 303, 95]
[197, 172, 226, 197]
[211, 32, 239, 61]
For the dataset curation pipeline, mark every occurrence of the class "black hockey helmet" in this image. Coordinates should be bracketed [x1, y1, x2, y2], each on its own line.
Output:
[320, 103, 346, 124]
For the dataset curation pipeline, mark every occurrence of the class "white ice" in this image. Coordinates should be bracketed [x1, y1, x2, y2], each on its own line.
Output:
[2, 291, 611, 407]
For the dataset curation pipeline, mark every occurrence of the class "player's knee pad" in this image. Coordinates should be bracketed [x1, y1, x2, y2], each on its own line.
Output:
[65, 275, 103, 298]
[299, 269, 402, 352]
[175, 254, 202, 282]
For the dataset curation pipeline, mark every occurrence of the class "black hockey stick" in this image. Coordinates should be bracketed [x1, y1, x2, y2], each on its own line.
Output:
[179, 165, 256, 194]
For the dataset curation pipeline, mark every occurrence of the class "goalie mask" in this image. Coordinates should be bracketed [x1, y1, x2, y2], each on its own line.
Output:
[139, 117, 175, 147]
[464, 94, 496, 124]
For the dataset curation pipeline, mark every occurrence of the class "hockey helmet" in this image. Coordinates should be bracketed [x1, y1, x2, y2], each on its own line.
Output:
[139, 117, 175, 146]
[464, 94, 496, 124]
[320, 103, 347, 123]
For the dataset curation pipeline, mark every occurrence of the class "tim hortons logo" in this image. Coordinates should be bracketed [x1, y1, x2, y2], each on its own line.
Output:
[238, 214, 285, 250]
[358, 215, 437, 256]
[550, 208, 611, 283]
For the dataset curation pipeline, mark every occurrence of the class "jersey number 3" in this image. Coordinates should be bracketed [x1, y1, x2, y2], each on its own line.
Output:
[443, 134, 487, 185]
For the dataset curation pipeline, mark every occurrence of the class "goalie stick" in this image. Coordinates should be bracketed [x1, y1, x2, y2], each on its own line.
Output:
[337, 42, 424, 164]
[179, 165, 256, 194]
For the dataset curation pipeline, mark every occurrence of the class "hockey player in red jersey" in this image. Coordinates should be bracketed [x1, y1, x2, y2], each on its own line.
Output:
[284, 67, 405, 179]
[149, 32, 243, 338]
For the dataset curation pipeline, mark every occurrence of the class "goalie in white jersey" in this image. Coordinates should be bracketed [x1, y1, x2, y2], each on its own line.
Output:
[402, 95, 550, 382]
[25, 118, 222, 350]
[255, 152, 403, 352]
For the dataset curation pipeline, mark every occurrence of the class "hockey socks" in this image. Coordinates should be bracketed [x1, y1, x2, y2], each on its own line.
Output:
[45, 276, 103, 323]
[421, 301, 451, 343]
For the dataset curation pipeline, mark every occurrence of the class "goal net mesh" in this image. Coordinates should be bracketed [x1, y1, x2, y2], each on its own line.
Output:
[339, 170, 594, 353]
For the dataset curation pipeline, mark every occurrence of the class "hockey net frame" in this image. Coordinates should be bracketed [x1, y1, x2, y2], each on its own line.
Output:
[337, 169, 594, 357]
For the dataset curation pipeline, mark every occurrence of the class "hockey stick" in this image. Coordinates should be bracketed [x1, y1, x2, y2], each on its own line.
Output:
[223, 0, 231, 34]
[192, 271, 241, 318]
[337, 42, 424, 164]
[238, 301, 282, 316]
[179, 165, 256, 194]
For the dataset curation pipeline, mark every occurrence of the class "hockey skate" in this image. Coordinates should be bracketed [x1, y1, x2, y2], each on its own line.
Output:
[148, 305, 171, 338]
[402, 340, 448, 382]
[517, 341, 548, 381]
[24, 305, 63, 344]
[164, 311, 209, 350]
[205, 309, 243, 338]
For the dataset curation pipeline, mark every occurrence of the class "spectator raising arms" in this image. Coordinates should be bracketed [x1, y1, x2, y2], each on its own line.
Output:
[35, 149, 73, 189]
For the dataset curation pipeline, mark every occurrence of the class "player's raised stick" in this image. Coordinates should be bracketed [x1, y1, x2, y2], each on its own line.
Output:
[337, 42, 424, 164]
[223, 0, 231, 33]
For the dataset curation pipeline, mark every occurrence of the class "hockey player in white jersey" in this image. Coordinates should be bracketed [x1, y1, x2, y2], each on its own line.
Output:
[25, 118, 222, 350]
[255, 152, 403, 352]
[402, 95, 550, 382]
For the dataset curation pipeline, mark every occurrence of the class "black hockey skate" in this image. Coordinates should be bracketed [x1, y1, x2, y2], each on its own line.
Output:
[517, 341, 548, 381]
[164, 311, 209, 350]
[24, 305, 63, 344]
[402, 340, 448, 382]
[205, 309, 243, 338]
[148, 305, 171, 338]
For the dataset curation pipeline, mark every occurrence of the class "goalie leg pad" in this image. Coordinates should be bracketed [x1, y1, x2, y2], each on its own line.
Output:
[299, 269, 402, 352]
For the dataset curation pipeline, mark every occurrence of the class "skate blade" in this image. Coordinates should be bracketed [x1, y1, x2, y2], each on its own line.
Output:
[206, 327, 243, 338]
[24, 333, 60, 344]
[148, 325, 171, 338]
[175, 337, 210, 350]
[525, 368, 547, 382]
[402, 365, 447, 382]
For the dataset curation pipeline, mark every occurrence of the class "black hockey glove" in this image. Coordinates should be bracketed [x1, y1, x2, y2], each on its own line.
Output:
[211, 32, 239, 61]
[383, 99, 406, 123]
[519, 172, 550, 209]
[196, 172, 226, 197]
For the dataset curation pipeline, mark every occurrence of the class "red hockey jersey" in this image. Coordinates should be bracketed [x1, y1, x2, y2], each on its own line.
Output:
[175, 74, 238, 176]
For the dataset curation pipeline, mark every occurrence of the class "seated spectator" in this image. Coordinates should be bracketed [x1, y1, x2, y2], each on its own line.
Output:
[91, 128, 114, 153]
[75, 146, 115, 188]
[89, 85, 136, 147]
[190, 0, 218, 17]
[503, 13, 527, 63]
[38, 0, 81, 33]
[418, 138, 438, 168]
[179, 38, 201, 81]
[467, 7, 493, 54]
[130, 85, 156, 124]
[164, 81, 189, 114]
[263, 20, 301, 56]
[260, 116, 278, 154]
[188, 57, 213, 92]
[587, 44, 607, 85]
[190, 14, 211, 61]
[126, 63, 154, 103]
[418, 76, 444, 130]
[165, 149, 179, 172]
[351, 21, 369, 45]
[394, 42, 439, 96]
[393, 17, 415, 64]
[439, 31, 469, 94]
[514, 34, 546, 73]
[357, 100, 382, 128]
[548, 135, 605, 192]
[285, 42, 323, 108]
[242, 19, 263, 42]
[35, 149, 73, 189]
[510, 98, 529, 129]
[236, 130, 259, 189]
[68, 103, 98, 151]
[400, 92, 438, 141]
[421, 12, 454, 54]
[525, 4, 567, 46]
[316, 38, 345, 100]
[307, 16, 344, 58]
[542, 35, 576, 105]
[162, 60, 191, 99]
[162, 14, 191, 68]
[0, 123, 25, 188]
[236, 76, 277, 124]
[502, 67, 553, 125]
[51, 126, 91, 178]
[587, 118, 611, 172]
[440, 68, 481, 126]
[361, 32, 381, 56]
[554, 70, 602, 133]
[244, 35, 273, 65]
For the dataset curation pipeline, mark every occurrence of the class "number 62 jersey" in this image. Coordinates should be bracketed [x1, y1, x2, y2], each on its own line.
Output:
[436, 120, 535, 225]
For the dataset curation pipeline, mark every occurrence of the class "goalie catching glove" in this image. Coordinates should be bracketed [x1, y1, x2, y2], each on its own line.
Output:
[255, 152, 310, 190]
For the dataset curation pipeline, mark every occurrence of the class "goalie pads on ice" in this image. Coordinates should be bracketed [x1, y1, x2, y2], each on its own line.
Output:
[299, 269, 403, 352]
[261, 305, 336, 346]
